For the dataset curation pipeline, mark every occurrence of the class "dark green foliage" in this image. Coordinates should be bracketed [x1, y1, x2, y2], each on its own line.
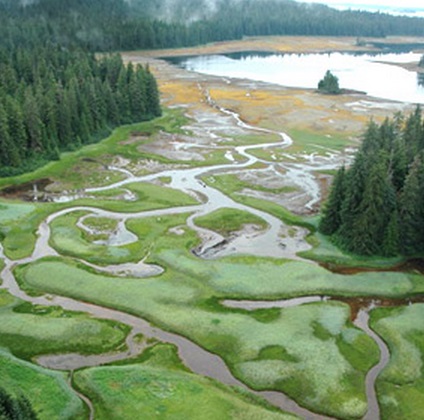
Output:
[317, 70, 341, 94]
[319, 166, 346, 235]
[0, 47, 161, 176]
[2, 0, 424, 54]
[399, 154, 424, 255]
[0, 387, 37, 420]
[319, 107, 424, 257]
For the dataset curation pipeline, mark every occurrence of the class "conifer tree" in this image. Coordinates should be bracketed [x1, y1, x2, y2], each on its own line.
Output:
[399, 154, 424, 255]
[319, 165, 346, 235]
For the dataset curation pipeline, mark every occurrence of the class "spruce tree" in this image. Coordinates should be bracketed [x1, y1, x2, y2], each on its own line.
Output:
[319, 166, 346, 235]
[399, 154, 424, 255]
[349, 157, 395, 255]
[318, 70, 341, 94]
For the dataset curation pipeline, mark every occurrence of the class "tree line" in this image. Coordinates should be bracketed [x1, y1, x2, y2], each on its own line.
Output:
[320, 107, 424, 257]
[2, 0, 424, 54]
[0, 46, 160, 176]
[0, 387, 37, 419]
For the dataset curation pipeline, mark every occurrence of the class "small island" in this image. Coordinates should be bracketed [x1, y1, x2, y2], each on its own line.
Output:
[318, 70, 341, 94]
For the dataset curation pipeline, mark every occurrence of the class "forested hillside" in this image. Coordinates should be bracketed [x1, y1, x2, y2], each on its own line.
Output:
[0, 1, 161, 176]
[2, 0, 424, 175]
[320, 108, 424, 257]
[1, 0, 424, 52]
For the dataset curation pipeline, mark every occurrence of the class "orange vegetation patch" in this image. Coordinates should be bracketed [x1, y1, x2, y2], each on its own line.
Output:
[161, 81, 203, 105]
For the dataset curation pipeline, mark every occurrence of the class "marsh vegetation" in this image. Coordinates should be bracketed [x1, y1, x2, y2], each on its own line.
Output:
[1, 2, 424, 418]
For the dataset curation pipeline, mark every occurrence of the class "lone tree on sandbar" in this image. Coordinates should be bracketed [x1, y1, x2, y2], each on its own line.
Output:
[318, 70, 341, 94]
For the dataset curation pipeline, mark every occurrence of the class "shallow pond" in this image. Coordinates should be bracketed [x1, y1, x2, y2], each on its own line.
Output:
[167, 51, 424, 103]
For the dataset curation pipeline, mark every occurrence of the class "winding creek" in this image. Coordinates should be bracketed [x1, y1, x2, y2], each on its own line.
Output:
[0, 91, 400, 420]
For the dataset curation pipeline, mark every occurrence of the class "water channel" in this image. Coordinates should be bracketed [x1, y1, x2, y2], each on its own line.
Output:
[0, 86, 402, 419]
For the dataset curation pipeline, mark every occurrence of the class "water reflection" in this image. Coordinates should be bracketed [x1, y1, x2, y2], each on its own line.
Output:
[167, 51, 424, 103]
[418, 72, 424, 87]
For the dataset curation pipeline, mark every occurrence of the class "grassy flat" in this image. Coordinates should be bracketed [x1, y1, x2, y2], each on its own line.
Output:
[49, 212, 197, 265]
[370, 304, 424, 419]
[74, 343, 295, 420]
[194, 208, 268, 236]
[18, 257, 386, 418]
[157, 250, 418, 299]
[0, 289, 129, 360]
[0, 349, 85, 419]
[203, 175, 312, 229]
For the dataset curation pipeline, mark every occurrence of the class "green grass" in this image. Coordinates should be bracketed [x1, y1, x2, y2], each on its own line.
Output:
[82, 216, 118, 233]
[49, 212, 197, 265]
[203, 174, 311, 230]
[74, 343, 295, 420]
[300, 232, 405, 269]
[17, 256, 388, 418]
[0, 179, 198, 261]
[0, 289, 129, 360]
[194, 208, 268, 236]
[158, 250, 418, 299]
[286, 129, 350, 155]
[0, 349, 85, 419]
[204, 173, 297, 196]
[0, 202, 36, 223]
[370, 304, 424, 419]
[49, 211, 141, 265]
[0, 199, 57, 260]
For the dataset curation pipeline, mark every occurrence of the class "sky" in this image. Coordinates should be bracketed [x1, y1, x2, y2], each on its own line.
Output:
[296, 0, 421, 7]
[295, 0, 424, 15]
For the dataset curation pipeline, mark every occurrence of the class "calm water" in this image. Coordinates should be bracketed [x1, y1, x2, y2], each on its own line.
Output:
[167, 51, 424, 103]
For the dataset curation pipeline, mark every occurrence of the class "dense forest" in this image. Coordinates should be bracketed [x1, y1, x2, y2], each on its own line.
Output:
[0, 2, 162, 176]
[2, 0, 424, 53]
[2, 0, 424, 174]
[320, 107, 424, 257]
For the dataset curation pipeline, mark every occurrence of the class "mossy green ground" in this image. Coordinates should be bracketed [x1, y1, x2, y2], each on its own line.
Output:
[74, 343, 295, 420]
[0, 349, 85, 419]
[0, 289, 128, 360]
[203, 174, 312, 230]
[370, 304, 424, 420]
[0, 181, 197, 260]
[50, 212, 196, 265]
[18, 245, 398, 418]
[194, 208, 268, 236]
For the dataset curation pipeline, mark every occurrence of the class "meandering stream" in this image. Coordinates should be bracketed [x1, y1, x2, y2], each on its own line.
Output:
[0, 94, 390, 420]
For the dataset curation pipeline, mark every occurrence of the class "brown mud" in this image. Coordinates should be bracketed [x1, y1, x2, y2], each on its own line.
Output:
[320, 258, 424, 276]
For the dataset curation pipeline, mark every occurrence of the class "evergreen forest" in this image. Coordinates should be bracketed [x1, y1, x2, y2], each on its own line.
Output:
[2, 0, 424, 174]
[0, 48, 160, 176]
[320, 107, 424, 257]
[2, 0, 424, 52]
[0, 387, 37, 420]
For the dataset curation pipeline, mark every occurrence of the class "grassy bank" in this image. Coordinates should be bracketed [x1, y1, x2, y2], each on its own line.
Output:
[370, 304, 424, 419]
[17, 253, 398, 418]
[74, 343, 295, 419]
[0, 289, 129, 360]
[0, 349, 85, 419]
